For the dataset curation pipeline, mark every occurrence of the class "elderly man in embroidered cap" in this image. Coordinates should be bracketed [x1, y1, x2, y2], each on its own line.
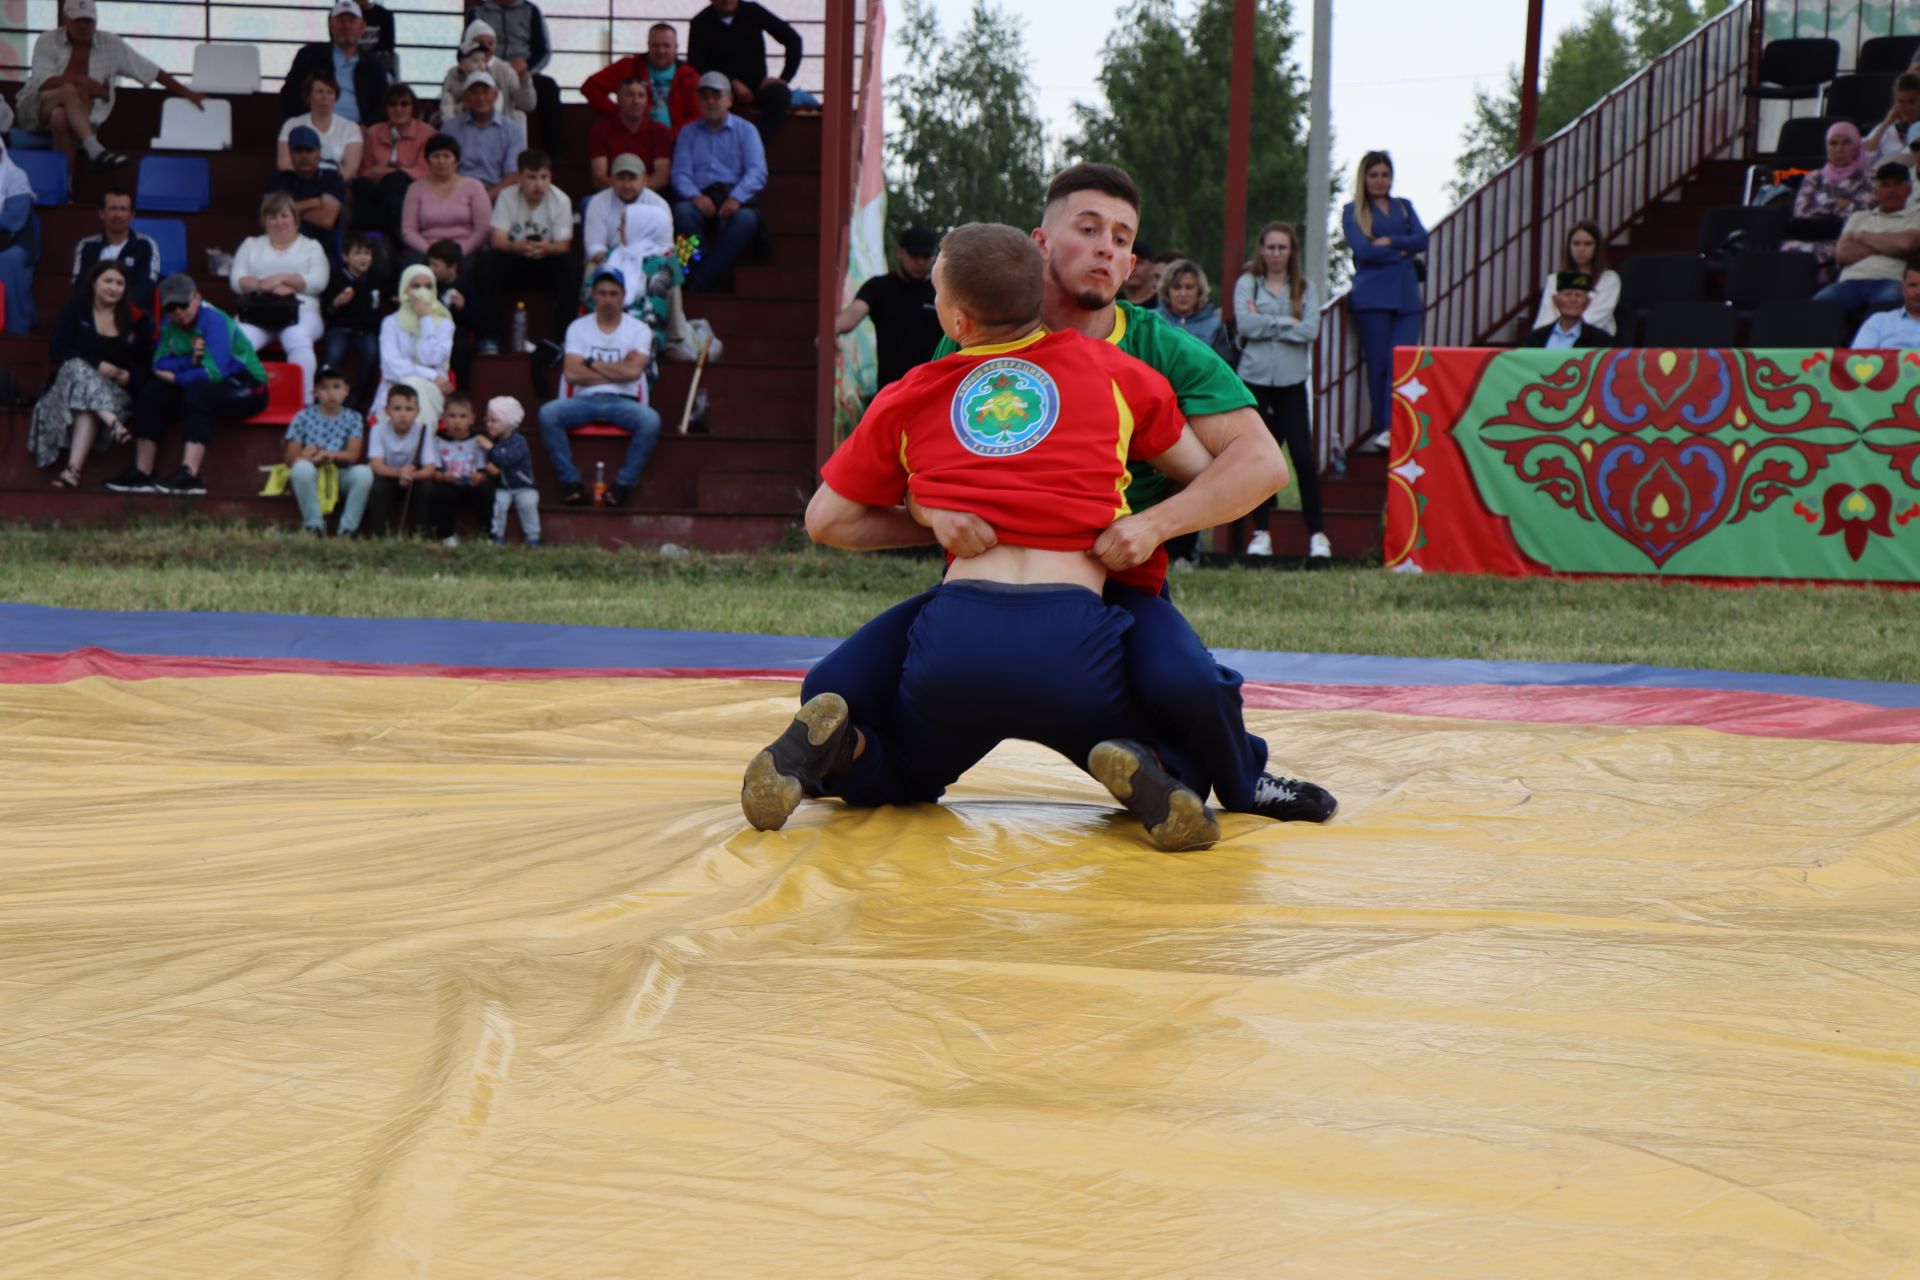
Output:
[18, 0, 207, 171]
[1522, 272, 1615, 349]
[281, 0, 393, 123]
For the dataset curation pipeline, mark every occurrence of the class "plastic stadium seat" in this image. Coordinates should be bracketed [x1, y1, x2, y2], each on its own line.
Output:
[246, 363, 307, 426]
[13, 149, 67, 207]
[1643, 301, 1739, 348]
[151, 96, 232, 151]
[135, 156, 210, 213]
[131, 217, 189, 276]
[6, 127, 52, 150]
[1613, 253, 1708, 342]
[1824, 73, 1895, 128]
[1697, 203, 1787, 266]
[190, 43, 261, 95]
[1744, 38, 1840, 103]
[1771, 115, 1839, 166]
[1724, 251, 1821, 308]
[1857, 36, 1920, 75]
[1749, 300, 1848, 347]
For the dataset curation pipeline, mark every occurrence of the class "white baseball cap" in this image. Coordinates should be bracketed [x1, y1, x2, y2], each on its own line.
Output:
[461, 70, 498, 93]
[330, 0, 362, 17]
[65, 0, 98, 20]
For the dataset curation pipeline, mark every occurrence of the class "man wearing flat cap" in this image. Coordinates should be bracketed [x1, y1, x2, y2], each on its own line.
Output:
[1523, 272, 1616, 349]
[834, 226, 945, 391]
[281, 1, 392, 124]
[668, 72, 768, 292]
[441, 69, 527, 199]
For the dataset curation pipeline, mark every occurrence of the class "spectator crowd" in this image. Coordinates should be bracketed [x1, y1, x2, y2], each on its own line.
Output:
[4, 2, 1919, 556]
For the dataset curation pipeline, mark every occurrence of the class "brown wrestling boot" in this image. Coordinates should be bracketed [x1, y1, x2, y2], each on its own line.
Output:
[1088, 739, 1221, 852]
[741, 693, 854, 831]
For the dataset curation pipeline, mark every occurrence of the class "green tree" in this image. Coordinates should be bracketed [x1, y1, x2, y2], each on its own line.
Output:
[1449, 0, 1728, 202]
[1067, 0, 1311, 284]
[884, 0, 1049, 244]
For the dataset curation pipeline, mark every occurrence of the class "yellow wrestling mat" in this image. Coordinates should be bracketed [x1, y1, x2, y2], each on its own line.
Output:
[5, 672, 1920, 1277]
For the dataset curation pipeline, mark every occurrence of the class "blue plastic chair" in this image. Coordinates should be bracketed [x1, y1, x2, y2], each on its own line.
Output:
[131, 216, 189, 276]
[6, 128, 53, 151]
[13, 149, 68, 207]
[135, 155, 209, 213]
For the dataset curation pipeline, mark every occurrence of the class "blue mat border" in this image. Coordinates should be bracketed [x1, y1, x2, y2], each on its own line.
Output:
[2, 602, 1915, 709]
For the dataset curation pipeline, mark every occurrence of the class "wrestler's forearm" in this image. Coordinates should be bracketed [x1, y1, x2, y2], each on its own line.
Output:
[807, 503, 937, 551]
[1149, 412, 1289, 536]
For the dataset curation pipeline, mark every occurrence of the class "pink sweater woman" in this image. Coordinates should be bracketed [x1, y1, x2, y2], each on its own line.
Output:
[400, 132, 491, 258]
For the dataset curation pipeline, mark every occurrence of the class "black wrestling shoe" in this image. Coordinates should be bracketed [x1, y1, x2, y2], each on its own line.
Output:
[741, 692, 854, 831]
[1088, 739, 1221, 852]
[1247, 772, 1339, 823]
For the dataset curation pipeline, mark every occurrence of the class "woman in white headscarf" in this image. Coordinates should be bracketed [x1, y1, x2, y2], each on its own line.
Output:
[438, 19, 532, 128]
[375, 264, 455, 426]
[0, 131, 43, 334]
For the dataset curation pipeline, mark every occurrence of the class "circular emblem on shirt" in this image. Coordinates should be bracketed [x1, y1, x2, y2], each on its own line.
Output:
[950, 358, 1061, 457]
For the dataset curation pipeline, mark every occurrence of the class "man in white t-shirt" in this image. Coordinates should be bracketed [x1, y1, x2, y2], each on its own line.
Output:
[480, 145, 581, 350]
[536, 267, 663, 506]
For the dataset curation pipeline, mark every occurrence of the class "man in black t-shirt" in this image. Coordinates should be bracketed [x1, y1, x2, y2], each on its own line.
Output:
[833, 225, 942, 392]
[266, 126, 348, 252]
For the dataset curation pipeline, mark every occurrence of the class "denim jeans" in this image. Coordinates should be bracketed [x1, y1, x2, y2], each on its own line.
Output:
[492, 487, 541, 541]
[1812, 277, 1902, 310]
[537, 394, 662, 488]
[289, 458, 372, 533]
[671, 200, 760, 290]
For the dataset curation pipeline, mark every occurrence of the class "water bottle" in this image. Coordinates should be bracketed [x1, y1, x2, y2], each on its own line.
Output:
[593, 460, 607, 506]
[510, 301, 528, 354]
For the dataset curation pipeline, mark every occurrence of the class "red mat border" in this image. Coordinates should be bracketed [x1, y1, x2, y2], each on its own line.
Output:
[5, 648, 1917, 745]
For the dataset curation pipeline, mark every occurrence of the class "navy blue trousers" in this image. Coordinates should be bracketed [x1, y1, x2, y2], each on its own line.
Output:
[1352, 308, 1422, 437]
[826, 582, 1187, 807]
[804, 578, 1269, 810]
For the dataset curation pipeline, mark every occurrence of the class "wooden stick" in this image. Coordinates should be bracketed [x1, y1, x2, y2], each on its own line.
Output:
[677, 333, 710, 435]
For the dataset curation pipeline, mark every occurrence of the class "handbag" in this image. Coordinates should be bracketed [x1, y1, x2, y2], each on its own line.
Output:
[237, 291, 300, 330]
[1411, 255, 1428, 285]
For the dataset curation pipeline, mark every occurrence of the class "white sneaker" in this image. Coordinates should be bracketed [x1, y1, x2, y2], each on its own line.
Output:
[1245, 530, 1273, 556]
[440, 535, 460, 548]
[1361, 430, 1392, 452]
[1309, 532, 1332, 559]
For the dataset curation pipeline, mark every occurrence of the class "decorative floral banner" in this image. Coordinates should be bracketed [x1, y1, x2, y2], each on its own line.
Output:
[1383, 348, 1920, 584]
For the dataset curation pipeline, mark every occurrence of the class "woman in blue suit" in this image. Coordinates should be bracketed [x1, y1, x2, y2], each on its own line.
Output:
[1342, 150, 1426, 451]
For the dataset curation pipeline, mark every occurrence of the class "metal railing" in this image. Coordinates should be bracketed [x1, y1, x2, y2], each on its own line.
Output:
[0, 1, 866, 107]
[1311, 0, 1757, 471]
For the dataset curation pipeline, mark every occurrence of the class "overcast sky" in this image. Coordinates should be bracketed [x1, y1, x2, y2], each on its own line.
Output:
[893, 0, 1598, 230]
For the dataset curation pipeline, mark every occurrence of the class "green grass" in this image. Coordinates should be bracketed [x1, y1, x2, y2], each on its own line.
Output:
[0, 520, 1914, 683]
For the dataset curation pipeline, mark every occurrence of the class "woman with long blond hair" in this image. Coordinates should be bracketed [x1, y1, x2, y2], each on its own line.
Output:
[1341, 150, 1426, 451]
[1233, 221, 1326, 558]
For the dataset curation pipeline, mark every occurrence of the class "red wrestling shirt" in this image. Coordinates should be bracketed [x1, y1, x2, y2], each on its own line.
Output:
[823, 328, 1186, 559]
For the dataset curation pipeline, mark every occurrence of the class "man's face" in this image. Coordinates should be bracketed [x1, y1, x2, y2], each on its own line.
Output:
[619, 80, 650, 123]
[647, 27, 678, 69]
[314, 378, 349, 412]
[465, 84, 497, 119]
[166, 294, 202, 327]
[896, 246, 933, 281]
[330, 10, 363, 51]
[1876, 175, 1912, 212]
[67, 17, 96, 42]
[699, 86, 730, 125]
[291, 146, 320, 177]
[386, 398, 418, 431]
[1895, 89, 1920, 122]
[99, 194, 131, 235]
[1903, 269, 1920, 315]
[443, 405, 474, 438]
[612, 169, 645, 202]
[711, 0, 741, 14]
[593, 279, 625, 319]
[1035, 191, 1137, 312]
[430, 257, 457, 284]
[519, 167, 551, 202]
[1554, 288, 1589, 322]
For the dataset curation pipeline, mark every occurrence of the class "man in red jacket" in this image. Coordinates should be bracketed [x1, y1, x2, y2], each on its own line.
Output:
[581, 23, 698, 135]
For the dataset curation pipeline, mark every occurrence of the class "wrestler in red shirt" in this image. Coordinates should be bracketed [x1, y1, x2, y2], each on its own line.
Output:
[742, 223, 1228, 852]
